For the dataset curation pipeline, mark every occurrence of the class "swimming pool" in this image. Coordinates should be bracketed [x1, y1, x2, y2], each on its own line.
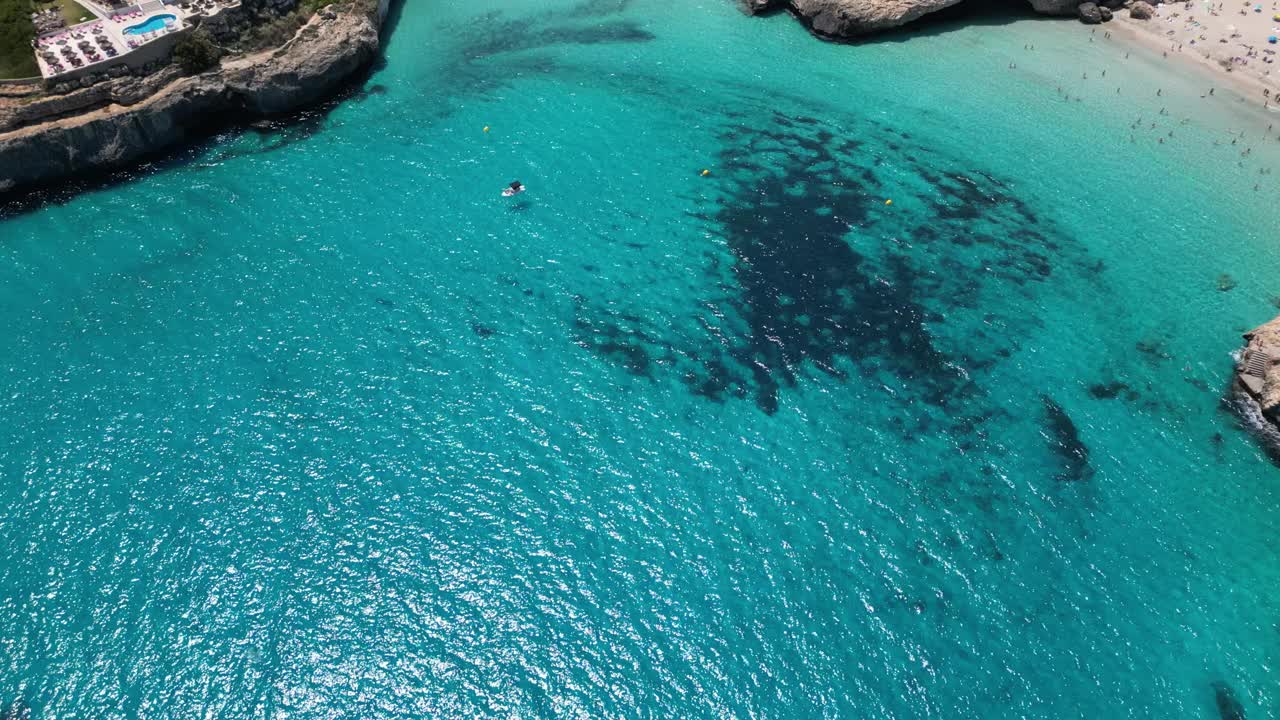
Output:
[123, 14, 176, 35]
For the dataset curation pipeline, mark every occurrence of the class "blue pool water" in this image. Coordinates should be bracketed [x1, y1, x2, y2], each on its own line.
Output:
[2, 0, 1279, 717]
[123, 13, 175, 35]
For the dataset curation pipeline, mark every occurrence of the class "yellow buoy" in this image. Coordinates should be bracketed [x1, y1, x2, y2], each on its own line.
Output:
[701, 169, 710, 176]
[483, 126, 490, 133]
[885, 199, 893, 205]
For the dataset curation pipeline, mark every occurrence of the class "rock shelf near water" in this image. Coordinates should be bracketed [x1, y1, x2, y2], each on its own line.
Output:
[744, 0, 1116, 37]
[0, 1, 388, 195]
[1232, 315, 1280, 455]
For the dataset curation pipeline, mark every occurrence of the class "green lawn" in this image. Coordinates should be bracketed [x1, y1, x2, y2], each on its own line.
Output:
[46, 0, 95, 25]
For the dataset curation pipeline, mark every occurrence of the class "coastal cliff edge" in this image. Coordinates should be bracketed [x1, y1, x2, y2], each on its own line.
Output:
[0, 1, 387, 195]
[1232, 314, 1280, 456]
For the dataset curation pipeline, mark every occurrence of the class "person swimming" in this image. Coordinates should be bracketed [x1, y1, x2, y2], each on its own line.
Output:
[502, 180, 525, 197]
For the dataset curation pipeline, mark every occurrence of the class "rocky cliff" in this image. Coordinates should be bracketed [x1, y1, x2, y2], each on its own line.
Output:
[0, 4, 383, 194]
[1232, 314, 1280, 455]
[746, 0, 1083, 37]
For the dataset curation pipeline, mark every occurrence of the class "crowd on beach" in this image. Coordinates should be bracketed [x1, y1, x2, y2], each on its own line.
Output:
[1113, 0, 1280, 98]
[1009, 17, 1280, 193]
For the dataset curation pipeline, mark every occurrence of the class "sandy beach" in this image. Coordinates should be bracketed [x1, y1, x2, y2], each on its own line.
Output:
[1108, 0, 1280, 104]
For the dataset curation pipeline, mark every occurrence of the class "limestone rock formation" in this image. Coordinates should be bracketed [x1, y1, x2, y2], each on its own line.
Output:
[1236, 317, 1280, 415]
[1128, 1, 1154, 19]
[0, 7, 382, 194]
[785, 0, 965, 36]
[1077, 2, 1103, 23]
[1023, 0, 1079, 15]
[1232, 314, 1280, 455]
[743, 0, 1130, 36]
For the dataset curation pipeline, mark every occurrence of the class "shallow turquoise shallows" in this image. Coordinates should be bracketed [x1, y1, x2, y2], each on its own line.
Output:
[2, 0, 1280, 717]
[124, 14, 176, 35]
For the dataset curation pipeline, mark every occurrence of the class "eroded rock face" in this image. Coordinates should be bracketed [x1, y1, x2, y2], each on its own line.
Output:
[1024, 0, 1080, 15]
[1231, 314, 1280, 459]
[0, 8, 381, 194]
[1237, 316, 1280, 417]
[787, 0, 964, 35]
[744, 0, 1122, 36]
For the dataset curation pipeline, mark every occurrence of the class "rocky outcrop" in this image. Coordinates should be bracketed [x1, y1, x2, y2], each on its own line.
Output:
[1077, 2, 1103, 23]
[0, 4, 383, 194]
[1230, 314, 1280, 457]
[743, 0, 1123, 35]
[1023, 0, 1079, 15]
[1235, 316, 1280, 415]
[785, 0, 964, 36]
[1128, 1, 1154, 18]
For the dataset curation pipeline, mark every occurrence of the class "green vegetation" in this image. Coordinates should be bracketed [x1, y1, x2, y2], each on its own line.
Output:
[172, 30, 221, 73]
[0, 0, 39, 78]
[0, 0, 97, 78]
[239, 0, 330, 53]
[47, 0, 94, 25]
[239, 0, 373, 52]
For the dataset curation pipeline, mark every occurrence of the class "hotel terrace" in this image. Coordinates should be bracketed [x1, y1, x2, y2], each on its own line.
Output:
[31, 0, 239, 81]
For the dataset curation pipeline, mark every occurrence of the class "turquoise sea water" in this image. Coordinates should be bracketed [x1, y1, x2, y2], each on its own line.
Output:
[3, 0, 1280, 716]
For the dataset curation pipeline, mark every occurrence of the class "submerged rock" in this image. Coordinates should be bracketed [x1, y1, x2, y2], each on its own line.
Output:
[1210, 681, 1246, 720]
[1078, 2, 1104, 23]
[1129, 1, 1154, 18]
[1041, 396, 1093, 481]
